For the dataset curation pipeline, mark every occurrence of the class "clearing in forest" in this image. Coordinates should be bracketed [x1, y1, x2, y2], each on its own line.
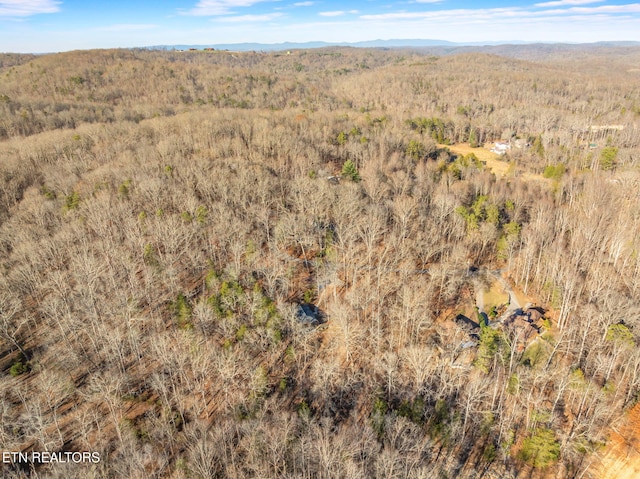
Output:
[439, 143, 511, 176]
[480, 280, 510, 316]
[440, 143, 548, 182]
[441, 142, 501, 163]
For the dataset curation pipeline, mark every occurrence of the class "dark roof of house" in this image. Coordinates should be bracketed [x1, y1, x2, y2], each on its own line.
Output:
[296, 303, 323, 325]
[455, 314, 480, 330]
[526, 307, 545, 321]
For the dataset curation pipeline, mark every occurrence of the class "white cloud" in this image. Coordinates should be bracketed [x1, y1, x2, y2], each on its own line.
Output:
[319, 10, 345, 17]
[293, 1, 313, 6]
[413, 0, 444, 3]
[96, 24, 159, 32]
[184, 0, 269, 16]
[361, 8, 521, 21]
[0, 0, 60, 17]
[538, 4, 640, 14]
[534, 0, 603, 6]
[217, 12, 283, 21]
[361, 3, 640, 21]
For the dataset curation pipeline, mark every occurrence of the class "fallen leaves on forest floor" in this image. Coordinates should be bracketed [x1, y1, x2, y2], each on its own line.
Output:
[591, 403, 640, 479]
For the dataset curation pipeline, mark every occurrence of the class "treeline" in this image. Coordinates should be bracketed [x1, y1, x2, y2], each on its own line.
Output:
[0, 47, 639, 478]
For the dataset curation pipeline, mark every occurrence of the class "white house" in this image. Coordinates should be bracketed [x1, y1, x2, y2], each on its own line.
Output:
[491, 142, 511, 155]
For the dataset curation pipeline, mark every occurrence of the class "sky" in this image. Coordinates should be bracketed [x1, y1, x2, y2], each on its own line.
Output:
[0, 0, 639, 52]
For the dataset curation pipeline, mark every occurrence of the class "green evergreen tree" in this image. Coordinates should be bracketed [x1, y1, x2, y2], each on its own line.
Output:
[600, 146, 618, 170]
[533, 135, 545, 158]
[469, 128, 479, 148]
[64, 191, 80, 211]
[406, 139, 426, 160]
[341, 160, 361, 182]
[518, 428, 561, 468]
[543, 163, 565, 180]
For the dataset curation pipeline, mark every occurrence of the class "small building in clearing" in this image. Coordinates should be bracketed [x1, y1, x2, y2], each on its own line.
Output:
[491, 142, 511, 155]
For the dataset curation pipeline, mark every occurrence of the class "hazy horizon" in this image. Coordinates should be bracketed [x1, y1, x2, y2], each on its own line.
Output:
[1, 0, 640, 53]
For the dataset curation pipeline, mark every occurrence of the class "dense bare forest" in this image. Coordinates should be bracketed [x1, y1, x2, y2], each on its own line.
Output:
[1, 46, 639, 478]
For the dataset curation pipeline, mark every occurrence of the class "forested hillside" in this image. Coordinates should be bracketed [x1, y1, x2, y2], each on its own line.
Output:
[1, 46, 639, 478]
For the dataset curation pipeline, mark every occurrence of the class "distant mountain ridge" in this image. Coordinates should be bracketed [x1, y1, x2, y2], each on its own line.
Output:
[149, 39, 640, 52]
[150, 39, 456, 51]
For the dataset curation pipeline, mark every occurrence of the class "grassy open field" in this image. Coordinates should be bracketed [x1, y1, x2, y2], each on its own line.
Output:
[440, 142, 549, 182]
[482, 280, 510, 313]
